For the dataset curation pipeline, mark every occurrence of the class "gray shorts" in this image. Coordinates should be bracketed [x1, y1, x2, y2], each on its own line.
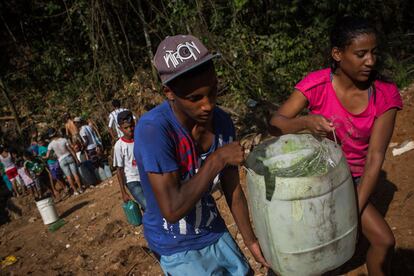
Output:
[59, 155, 78, 178]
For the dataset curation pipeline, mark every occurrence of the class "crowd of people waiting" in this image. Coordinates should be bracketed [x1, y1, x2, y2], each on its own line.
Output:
[0, 99, 135, 204]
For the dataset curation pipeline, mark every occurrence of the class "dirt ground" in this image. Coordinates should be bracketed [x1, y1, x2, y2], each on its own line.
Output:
[1, 86, 413, 276]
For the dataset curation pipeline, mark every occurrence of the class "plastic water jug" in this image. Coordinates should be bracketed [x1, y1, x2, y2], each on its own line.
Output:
[78, 160, 98, 186]
[245, 134, 358, 276]
[48, 218, 66, 232]
[122, 200, 142, 226]
[95, 163, 112, 181]
[103, 163, 112, 178]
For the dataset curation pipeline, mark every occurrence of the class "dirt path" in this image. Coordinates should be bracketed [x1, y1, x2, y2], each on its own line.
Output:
[1, 87, 413, 275]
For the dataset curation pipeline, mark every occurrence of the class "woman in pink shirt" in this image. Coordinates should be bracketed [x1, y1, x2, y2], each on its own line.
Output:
[269, 17, 402, 275]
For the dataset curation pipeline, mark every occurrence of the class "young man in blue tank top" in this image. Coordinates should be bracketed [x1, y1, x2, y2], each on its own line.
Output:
[134, 35, 269, 275]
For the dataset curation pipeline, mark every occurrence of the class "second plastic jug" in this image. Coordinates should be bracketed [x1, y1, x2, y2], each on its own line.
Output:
[122, 200, 142, 226]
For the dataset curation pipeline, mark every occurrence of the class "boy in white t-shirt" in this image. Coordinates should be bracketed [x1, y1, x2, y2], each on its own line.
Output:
[113, 111, 146, 209]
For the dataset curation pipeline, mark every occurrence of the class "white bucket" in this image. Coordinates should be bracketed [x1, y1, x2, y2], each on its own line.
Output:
[36, 197, 59, 225]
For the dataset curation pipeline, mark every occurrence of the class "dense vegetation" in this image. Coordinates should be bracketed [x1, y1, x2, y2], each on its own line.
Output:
[1, 0, 413, 145]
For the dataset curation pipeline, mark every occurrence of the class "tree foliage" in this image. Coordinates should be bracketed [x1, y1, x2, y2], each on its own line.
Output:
[0, 0, 413, 142]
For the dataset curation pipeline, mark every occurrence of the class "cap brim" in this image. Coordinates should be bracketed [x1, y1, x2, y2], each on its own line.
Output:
[162, 52, 221, 85]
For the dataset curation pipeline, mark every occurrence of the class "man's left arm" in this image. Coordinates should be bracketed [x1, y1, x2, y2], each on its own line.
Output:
[221, 167, 270, 267]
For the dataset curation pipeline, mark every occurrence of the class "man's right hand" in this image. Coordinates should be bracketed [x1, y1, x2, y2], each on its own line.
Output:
[122, 192, 132, 203]
[215, 142, 245, 167]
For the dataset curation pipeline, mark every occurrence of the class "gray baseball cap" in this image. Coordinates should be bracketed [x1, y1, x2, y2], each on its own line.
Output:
[153, 35, 220, 85]
[73, 116, 82, 122]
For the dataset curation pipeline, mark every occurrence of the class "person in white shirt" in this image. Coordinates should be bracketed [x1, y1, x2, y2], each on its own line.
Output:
[75, 117, 102, 167]
[0, 145, 20, 197]
[46, 128, 84, 195]
[108, 99, 127, 142]
[108, 99, 136, 143]
[113, 110, 146, 209]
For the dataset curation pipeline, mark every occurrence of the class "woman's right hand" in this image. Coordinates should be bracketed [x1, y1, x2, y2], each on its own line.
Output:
[303, 114, 334, 136]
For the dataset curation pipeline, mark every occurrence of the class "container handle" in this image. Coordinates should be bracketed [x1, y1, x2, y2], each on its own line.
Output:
[332, 129, 338, 145]
[242, 165, 254, 175]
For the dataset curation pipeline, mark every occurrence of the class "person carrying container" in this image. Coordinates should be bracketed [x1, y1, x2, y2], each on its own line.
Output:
[134, 35, 269, 275]
[113, 110, 146, 210]
[269, 16, 402, 276]
[23, 151, 56, 199]
[75, 117, 102, 168]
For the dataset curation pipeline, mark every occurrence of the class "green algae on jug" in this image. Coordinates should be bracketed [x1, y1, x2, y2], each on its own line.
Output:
[245, 134, 358, 276]
[257, 134, 336, 177]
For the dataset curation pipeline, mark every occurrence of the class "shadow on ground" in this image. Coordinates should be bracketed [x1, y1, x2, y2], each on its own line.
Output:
[60, 201, 90, 219]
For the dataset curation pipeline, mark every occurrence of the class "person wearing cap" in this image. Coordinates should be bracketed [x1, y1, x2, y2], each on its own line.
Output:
[108, 99, 135, 143]
[83, 113, 103, 147]
[75, 117, 102, 168]
[113, 110, 146, 209]
[134, 35, 269, 275]
[45, 128, 83, 195]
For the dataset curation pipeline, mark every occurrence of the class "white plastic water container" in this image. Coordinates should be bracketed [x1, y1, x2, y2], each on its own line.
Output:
[35, 197, 59, 225]
[95, 163, 112, 182]
[103, 163, 112, 178]
[245, 134, 358, 276]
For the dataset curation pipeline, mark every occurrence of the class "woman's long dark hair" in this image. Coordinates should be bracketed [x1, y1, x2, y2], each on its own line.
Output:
[330, 16, 377, 71]
[330, 16, 392, 103]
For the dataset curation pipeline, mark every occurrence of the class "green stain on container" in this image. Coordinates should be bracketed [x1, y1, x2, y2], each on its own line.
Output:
[281, 139, 301, 153]
[258, 141, 333, 178]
